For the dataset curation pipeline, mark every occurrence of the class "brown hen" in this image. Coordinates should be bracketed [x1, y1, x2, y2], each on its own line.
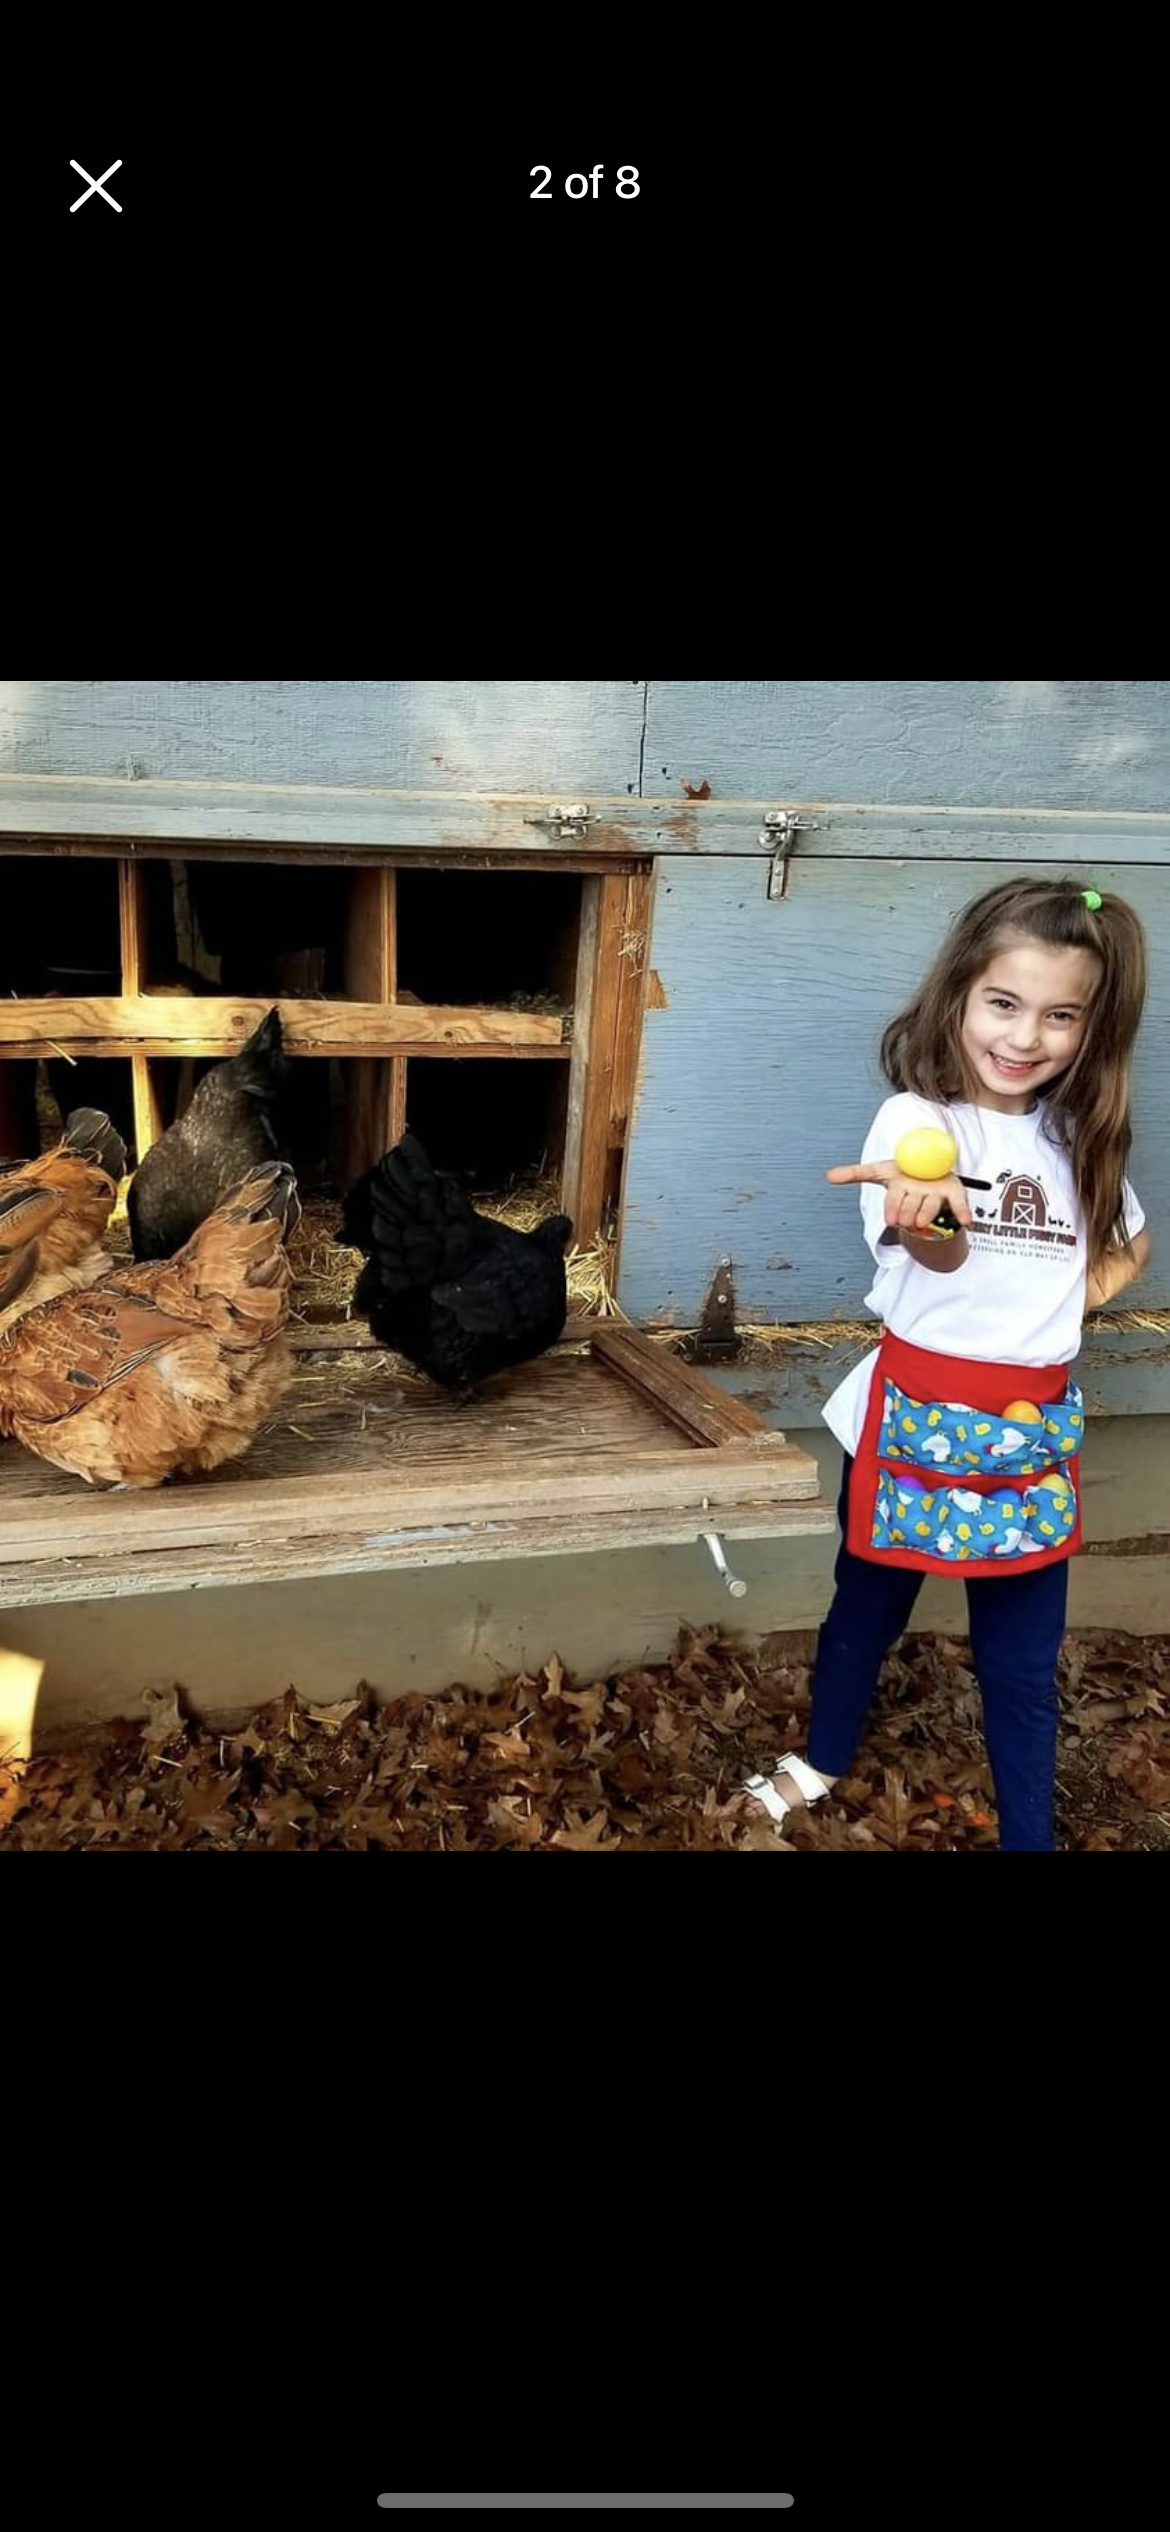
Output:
[0, 1161, 300, 1488]
[0, 1108, 126, 1334]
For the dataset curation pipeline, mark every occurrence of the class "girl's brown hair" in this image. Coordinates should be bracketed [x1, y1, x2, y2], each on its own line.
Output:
[881, 877, 1147, 1268]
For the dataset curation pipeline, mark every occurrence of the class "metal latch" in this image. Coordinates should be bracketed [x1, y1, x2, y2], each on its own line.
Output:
[763, 807, 819, 900]
[524, 802, 596, 839]
[702, 1533, 748, 1599]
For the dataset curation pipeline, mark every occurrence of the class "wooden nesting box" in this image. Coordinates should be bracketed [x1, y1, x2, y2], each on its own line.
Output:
[0, 845, 654, 1244]
[0, 692, 852, 1602]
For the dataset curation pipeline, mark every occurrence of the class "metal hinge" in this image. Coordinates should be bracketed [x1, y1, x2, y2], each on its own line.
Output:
[524, 802, 596, 839]
[684, 1255, 740, 1365]
[763, 807, 820, 900]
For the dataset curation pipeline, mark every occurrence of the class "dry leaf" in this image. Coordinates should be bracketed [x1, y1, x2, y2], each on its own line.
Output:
[550, 1807, 622, 1851]
[486, 1797, 545, 1848]
[483, 1729, 533, 1765]
[6, 1625, 1170, 1855]
[305, 1699, 364, 1733]
[182, 1769, 241, 1824]
[559, 1683, 608, 1726]
[141, 1684, 186, 1748]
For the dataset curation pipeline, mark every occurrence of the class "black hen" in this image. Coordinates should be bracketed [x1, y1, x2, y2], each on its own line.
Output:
[342, 1130, 572, 1393]
[128, 1008, 292, 1261]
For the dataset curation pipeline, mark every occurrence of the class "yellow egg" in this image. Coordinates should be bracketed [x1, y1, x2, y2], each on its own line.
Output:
[894, 1127, 958, 1180]
[1002, 1400, 1044, 1423]
[1035, 1472, 1072, 1496]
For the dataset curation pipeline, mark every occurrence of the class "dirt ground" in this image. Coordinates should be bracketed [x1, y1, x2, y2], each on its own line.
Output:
[2, 1625, 1167, 1851]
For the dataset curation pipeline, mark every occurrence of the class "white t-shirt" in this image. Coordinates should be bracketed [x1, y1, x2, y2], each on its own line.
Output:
[822, 1092, 1145, 1457]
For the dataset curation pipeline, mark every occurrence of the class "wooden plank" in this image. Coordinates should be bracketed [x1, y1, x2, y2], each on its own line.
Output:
[344, 869, 392, 999]
[0, 835, 646, 877]
[388, 1058, 408, 1146]
[118, 863, 163, 1160]
[0, 780, 646, 856]
[608, 868, 655, 1291]
[343, 869, 395, 1179]
[130, 1055, 164, 1163]
[0, 996, 568, 1056]
[570, 873, 626, 1247]
[609, 867, 654, 1147]
[0, 1347, 680, 1504]
[0, 1442, 822, 1575]
[345, 1061, 394, 1177]
[0, 680, 647, 793]
[117, 858, 149, 993]
[617, 855, 1170, 1325]
[561, 878, 599, 1221]
[384, 867, 408, 1160]
[588, 1324, 780, 1448]
[0, 1496, 836, 1609]
[3, 778, 1170, 862]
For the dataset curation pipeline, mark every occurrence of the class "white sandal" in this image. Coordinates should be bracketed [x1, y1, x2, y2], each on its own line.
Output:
[743, 1753, 833, 1824]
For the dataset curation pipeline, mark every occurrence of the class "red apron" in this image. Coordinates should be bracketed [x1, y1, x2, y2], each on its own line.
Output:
[847, 1331, 1084, 1579]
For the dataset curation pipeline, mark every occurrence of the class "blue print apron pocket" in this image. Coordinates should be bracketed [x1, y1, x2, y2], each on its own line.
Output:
[879, 1378, 1084, 1482]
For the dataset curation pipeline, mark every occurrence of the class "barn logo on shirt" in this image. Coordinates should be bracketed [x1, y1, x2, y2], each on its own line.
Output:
[1002, 1174, 1045, 1228]
[968, 1171, 1077, 1253]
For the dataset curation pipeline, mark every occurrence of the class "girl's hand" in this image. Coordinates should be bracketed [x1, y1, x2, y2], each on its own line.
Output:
[1084, 1226, 1153, 1312]
[826, 1159, 974, 1236]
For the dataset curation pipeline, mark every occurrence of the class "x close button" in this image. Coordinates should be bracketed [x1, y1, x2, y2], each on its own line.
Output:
[70, 160, 122, 212]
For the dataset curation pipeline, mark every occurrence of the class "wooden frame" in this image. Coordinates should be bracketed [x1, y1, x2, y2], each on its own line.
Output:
[5, 780, 1168, 862]
[0, 847, 654, 1242]
[0, 1326, 832, 1608]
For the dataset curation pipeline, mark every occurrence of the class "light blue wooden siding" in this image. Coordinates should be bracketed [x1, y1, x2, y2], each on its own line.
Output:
[618, 856, 1170, 1340]
[0, 681, 647, 794]
[5, 679, 1170, 817]
[707, 1331, 1170, 1433]
[4, 683, 1170, 864]
[644, 681, 1170, 811]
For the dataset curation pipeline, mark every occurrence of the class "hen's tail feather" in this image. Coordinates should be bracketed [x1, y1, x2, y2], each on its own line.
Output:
[215, 1159, 302, 1238]
[130, 1162, 301, 1338]
[363, 1133, 477, 1292]
[61, 1108, 127, 1181]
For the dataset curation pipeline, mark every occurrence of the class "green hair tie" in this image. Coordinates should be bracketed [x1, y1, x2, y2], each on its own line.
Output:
[1082, 888, 1103, 910]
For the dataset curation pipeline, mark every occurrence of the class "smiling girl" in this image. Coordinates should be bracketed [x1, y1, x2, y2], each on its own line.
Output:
[746, 877, 1151, 1851]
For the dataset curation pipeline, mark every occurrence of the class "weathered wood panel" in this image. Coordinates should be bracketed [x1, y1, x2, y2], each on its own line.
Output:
[0, 680, 647, 794]
[566, 872, 627, 1245]
[0, 1332, 829, 1607]
[0, 1500, 834, 1613]
[3, 784, 1169, 862]
[644, 680, 1170, 811]
[617, 856, 1170, 1326]
[708, 1324, 1170, 1428]
[9, 681, 1169, 812]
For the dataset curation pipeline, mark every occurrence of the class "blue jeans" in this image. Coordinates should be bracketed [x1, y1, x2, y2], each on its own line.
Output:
[807, 1454, 1068, 1851]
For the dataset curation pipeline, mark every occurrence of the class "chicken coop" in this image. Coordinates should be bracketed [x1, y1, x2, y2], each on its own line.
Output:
[1, 681, 1168, 1734]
